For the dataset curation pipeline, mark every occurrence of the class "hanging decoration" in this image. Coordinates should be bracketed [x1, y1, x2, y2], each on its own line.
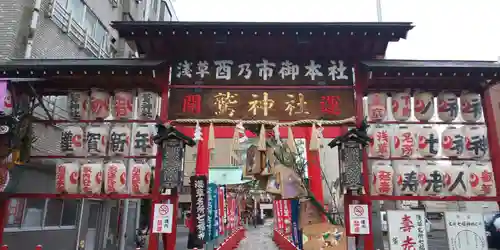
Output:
[413, 91, 434, 121]
[67, 91, 88, 120]
[257, 124, 266, 151]
[193, 121, 203, 141]
[463, 125, 488, 159]
[133, 125, 154, 156]
[460, 91, 483, 122]
[260, 146, 275, 176]
[286, 127, 297, 154]
[367, 92, 388, 121]
[80, 162, 103, 194]
[86, 125, 108, 157]
[2, 88, 12, 116]
[104, 161, 127, 194]
[245, 145, 262, 176]
[278, 165, 307, 199]
[208, 123, 215, 150]
[418, 126, 439, 157]
[273, 124, 281, 145]
[60, 125, 84, 156]
[309, 123, 320, 151]
[419, 162, 445, 196]
[391, 91, 411, 121]
[392, 126, 415, 158]
[371, 161, 394, 195]
[441, 126, 464, 158]
[395, 162, 419, 195]
[339, 140, 363, 194]
[130, 162, 152, 195]
[437, 92, 458, 122]
[113, 90, 134, 119]
[469, 162, 494, 196]
[137, 89, 158, 120]
[369, 125, 390, 159]
[89, 88, 110, 119]
[55, 162, 80, 194]
[444, 162, 469, 196]
[108, 125, 131, 157]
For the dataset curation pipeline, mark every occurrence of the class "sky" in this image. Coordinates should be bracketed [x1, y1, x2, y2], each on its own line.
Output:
[172, 0, 500, 61]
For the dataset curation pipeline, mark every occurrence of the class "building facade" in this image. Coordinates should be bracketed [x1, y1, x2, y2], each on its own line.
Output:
[0, 0, 176, 249]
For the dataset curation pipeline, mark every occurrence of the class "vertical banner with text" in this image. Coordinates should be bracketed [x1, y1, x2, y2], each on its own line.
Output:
[218, 187, 224, 235]
[190, 176, 207, 246]
[290, 199, 303, 249]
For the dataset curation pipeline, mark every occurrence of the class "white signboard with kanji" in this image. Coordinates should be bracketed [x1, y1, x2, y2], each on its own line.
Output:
[152, 204, 173, 233]
[348, 204, 370, 235]
[444, 212, 487, 250]
[387, 210, 428, 250]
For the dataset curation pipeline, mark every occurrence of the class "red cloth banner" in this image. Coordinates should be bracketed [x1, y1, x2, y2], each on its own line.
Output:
[283, 200, 291, 236]
[218, 187, 224, 235]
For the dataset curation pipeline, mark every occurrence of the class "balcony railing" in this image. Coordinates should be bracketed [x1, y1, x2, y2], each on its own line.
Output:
[47, 0, 111, 58]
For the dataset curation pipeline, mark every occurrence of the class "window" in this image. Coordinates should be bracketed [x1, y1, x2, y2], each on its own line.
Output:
[5, 198, 81, 230]
[67, 0, 85, 23]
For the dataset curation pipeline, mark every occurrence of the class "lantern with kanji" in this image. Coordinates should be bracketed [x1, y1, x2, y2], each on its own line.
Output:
[113, 90, 134, 119]
[392, 126, 415, 158]
[108, 125, 131, 157]
[419, 163, 445, 196]
[369, 125, 391, 158]
[104, 161, 127, 194]
[444, 163, 469, 196]
[60, 125, 85, 156]
[129, 162, 152, 195]
[437, 92, 458, 122]
[367, 92, 388, 122]
[86, 125, 109, 157]
[460, 92, 483, 122]
[89, 88, 110, 119]
[80, 162, 103, 194]
[463, 125, 488, 159]
[371, 161, 394, 195]
[133, 125, 154, 156]
[137, 89, 158, 120]
[2, 88, 13, 116]
[67, 91, 88, 120]
[394, 162, 419, 195]
[55, 162, 80, 194]
[413, 91, 434, 121]
[417, 126, 440, 157]
[469, 162, 495, 196]
[441, 126, 464, 158]
[391, 92, 411, 121]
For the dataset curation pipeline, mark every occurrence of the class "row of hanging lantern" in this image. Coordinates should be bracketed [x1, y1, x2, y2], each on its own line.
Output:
[55, 160, 152, 195]
[371, 161, 494, 197]
[366, 91, 483, 122]
[369, 125, 488, 159]
[67, 88, 159, 120]
[60, 124, 155, 157]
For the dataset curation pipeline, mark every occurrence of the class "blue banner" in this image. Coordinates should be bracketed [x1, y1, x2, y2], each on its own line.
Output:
[207, 183, 218, 241]
[213, 187, 220, 239]
[290, 199, 303, 249]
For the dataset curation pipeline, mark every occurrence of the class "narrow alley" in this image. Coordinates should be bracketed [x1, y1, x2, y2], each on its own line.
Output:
[237, 222, 279, 250]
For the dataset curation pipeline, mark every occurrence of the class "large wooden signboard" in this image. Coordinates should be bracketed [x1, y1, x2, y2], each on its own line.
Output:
[168, 89, 355, 121]
[171, 59, 353, 86]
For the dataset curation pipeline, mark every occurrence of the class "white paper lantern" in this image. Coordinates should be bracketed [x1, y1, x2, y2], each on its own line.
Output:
[392, 126, 415, 158]
[419, 163, 445, 196]
[463, 126, 488, 159]
[444, 164, 469, 196]
[113, 90, 134, 119]
[86, 125, 109, 157]
[469, 162, 495, 196]
[129, 162, 152, 195]
[3, 89, 13, 116]
[395, 162, 419, 195]
[104, 161, 127, 194]
[133, 125, 154, 156]
[441, 126, 464, 158]
[55, 162, 80, 194]
[369, 126, 391, 158]
[437, 92, 458, 122]
[67, 91, 88, 120]
[371, 162, 394, 195]
[60, 126, 85, 156]
[80, 162, 103, 194]
[108, 125, 131, 157]
[367, 92, 388, 121]
[460, 92, 483, 122]
[413, 91, 434, 121]
[137, 90, 158, 120]
[418, 126, 439, 157]
[89, 88, 110, 119]
[391, 92, 411, 121]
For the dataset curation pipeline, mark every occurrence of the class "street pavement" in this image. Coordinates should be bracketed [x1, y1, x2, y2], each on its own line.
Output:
[237, 221, 279, 250]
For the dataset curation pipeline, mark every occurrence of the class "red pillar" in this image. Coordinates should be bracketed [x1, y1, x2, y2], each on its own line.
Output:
[482, 84, 500, 208]
[305, 127, 324, 207]
[0, 199, 9, 245]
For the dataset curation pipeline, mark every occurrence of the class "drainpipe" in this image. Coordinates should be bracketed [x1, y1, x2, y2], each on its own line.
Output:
[25, 0, 42, 59]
